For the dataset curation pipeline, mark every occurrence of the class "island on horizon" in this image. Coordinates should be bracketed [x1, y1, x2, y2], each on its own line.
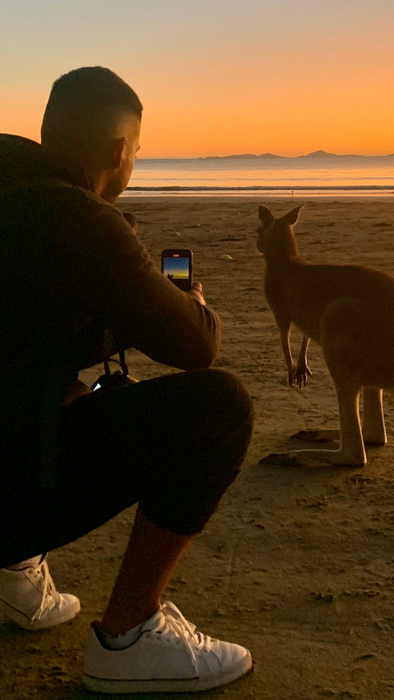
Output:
[199, 152, 283, 160]
[194, 149, 394, 160]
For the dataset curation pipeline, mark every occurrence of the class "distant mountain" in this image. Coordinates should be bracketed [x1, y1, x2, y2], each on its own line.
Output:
[193, 150, 393, 160]
[258, 153, 283, 159]
[299, 150, 336, 158]
[298, 150, 364, 158]
[201, 152, 283, 160]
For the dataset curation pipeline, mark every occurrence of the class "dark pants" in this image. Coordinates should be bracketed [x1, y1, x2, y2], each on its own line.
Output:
[0, 369, 253, 568]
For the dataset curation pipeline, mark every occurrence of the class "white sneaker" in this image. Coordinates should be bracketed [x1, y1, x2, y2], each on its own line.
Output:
[0, 559, 80, 630]
[83, 601, 253, 694]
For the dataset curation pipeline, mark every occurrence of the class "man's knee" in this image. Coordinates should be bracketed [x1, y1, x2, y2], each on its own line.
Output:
[138, 370, 253, 537]
[193, 368, 253, 439]
[193, 367, 252, 409]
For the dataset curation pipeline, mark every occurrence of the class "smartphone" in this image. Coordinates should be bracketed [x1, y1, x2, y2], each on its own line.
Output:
[161, 249, 193, 291]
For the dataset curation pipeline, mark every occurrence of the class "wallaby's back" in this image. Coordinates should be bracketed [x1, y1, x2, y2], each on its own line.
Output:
[273, 260, 394, 344]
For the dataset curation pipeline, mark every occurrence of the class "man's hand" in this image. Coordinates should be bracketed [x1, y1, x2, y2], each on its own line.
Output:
[63, 379, 92, 405]
[122, 212, 137, 233]
[188, 282, 206, 306]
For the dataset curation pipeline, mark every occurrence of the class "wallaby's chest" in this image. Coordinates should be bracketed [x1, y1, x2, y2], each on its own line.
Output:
[264, 265, 333, 342]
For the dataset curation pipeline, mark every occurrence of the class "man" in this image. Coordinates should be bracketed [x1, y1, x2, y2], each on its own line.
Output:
[0, 67, 253, 694]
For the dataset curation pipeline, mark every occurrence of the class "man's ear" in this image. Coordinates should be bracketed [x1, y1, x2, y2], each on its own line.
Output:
[282, 204, 304, 226]
[258, 206, 274, 227]
[108, 137, 128, 170]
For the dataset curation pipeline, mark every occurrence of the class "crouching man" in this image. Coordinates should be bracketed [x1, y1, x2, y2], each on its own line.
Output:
[0, 66, 253, 694]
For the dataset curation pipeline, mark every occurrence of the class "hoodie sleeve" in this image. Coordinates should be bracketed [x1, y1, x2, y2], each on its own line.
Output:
[87, 203, 223, 371]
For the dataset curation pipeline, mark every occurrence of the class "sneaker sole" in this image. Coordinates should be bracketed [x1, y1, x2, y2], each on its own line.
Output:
[82, 651, 253, 694]
[0, 597, 81, 630]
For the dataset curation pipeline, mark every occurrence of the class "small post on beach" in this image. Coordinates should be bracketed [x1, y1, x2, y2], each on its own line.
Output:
[291, 190, 294, 202]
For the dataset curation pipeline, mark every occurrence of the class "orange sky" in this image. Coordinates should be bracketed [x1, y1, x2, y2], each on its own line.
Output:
[1, 0, 394, 157]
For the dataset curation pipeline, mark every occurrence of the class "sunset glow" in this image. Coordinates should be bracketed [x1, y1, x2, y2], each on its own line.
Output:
[1, 0, 394, 158]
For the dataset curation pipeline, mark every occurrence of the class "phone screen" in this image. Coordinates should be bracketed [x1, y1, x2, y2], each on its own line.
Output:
[161, 250, 193, 291]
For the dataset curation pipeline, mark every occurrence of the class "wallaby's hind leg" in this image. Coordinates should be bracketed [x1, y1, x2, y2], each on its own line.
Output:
[292, 386, 386, 446]
[260, 298, 368, 466]
[260, 382, 365, 466]
[335, 383, 366, 464]
[362, 386, 387, 445]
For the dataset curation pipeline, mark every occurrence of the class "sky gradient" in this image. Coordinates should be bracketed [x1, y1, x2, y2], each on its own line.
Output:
[1, 0, 394, 157]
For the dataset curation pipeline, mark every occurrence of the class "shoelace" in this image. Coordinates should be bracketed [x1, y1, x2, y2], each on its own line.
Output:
[31, 560, 60, 622]
[152, 601, 212, 675]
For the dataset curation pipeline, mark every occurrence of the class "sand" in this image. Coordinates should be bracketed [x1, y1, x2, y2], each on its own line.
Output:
[2, 195, 394, 699]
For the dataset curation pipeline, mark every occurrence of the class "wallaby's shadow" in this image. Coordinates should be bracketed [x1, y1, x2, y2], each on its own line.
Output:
[258, 429, 384, 474]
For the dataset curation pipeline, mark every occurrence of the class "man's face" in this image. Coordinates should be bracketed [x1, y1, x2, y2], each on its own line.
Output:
[101, 116, 141, 203]
[122, 117, 141, 189]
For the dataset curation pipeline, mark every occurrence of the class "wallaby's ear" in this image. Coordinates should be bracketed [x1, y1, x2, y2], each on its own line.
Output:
[258, 206, 274, 227]
[282, 204, 304, 226]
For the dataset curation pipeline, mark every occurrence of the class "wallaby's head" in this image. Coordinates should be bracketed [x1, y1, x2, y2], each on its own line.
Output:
[257, 204, 303, 256]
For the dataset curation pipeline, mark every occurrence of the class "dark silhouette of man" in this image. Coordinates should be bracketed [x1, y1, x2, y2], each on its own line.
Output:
[0, 66, 253, 694]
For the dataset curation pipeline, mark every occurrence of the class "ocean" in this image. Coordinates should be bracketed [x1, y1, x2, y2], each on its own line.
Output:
[119, 155, 394, 198]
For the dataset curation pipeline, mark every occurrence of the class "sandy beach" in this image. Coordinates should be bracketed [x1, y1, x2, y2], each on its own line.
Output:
[2, 195, 394, 699]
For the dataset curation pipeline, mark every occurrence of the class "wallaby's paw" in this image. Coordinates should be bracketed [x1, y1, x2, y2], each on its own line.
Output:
[295, 364, 313, 388]
[290, 429, 340, 443]
[259, 453, 302, 467]
[288, 365, 298, 387]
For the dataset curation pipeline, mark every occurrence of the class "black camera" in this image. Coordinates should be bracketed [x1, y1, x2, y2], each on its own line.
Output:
[91, 352, 139, 391]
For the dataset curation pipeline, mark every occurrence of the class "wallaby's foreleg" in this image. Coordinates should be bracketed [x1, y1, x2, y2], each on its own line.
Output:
[362, 386, 387, 445]
[279, 327, 297, 386]
[279, 329, 312, 387]
[295, 335, 313, 388]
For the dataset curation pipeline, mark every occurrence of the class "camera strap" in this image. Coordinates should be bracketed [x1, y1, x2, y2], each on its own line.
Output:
[91, 351, 139, 391]
[103, 349, 129, 381]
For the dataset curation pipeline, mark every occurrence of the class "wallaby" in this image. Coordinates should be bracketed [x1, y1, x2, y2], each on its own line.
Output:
[257, 204, 394, 466]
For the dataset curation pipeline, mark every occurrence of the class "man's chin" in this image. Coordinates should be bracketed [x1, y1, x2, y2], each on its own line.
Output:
[100, 187, 123, 203]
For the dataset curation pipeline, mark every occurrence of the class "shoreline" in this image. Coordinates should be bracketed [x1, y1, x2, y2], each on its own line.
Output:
[120, 187, 394, 201]
[119, 191, 394, 201]
[125, 185, 394, 191]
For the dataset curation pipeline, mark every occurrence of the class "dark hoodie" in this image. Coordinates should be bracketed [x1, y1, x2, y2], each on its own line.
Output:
[0, 135, 222, 478]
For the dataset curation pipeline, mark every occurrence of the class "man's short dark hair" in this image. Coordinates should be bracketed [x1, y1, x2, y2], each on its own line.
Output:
[41, 66, 143, 147]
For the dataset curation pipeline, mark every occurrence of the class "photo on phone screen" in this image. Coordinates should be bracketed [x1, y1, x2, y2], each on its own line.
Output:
[161, 249, 193, 291]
